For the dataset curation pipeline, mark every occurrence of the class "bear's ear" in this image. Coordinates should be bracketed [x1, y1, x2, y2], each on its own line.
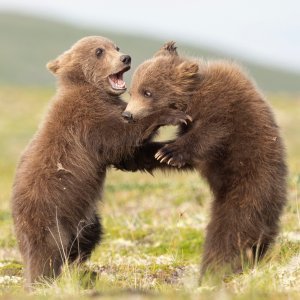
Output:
[154, 41, 178, 57]
[46, 59, 60, 74]
[46, 50, 72, 75]
[175, 61, 199, 78]
[173, 61, 200, 92]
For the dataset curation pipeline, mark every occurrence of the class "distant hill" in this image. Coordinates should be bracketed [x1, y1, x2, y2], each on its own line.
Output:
[0, 12, 300, 93]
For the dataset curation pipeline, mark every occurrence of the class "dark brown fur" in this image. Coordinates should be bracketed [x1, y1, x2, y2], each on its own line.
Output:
[120, 42, 287, 279]
[11, 37, 191, 287]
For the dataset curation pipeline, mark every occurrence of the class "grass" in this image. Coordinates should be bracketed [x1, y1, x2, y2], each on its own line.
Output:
[0, 86, 299, 299]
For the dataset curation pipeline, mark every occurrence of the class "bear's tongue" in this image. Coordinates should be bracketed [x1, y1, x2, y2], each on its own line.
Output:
[108, 73, 126, 90]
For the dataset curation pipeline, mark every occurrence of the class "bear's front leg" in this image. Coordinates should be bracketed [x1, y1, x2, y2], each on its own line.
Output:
[115, 141, 195, 173]
[115, 142, 167, 172]
[155, 119, 231, 168]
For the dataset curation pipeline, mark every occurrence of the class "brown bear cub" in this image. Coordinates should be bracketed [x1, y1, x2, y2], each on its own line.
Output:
[11, 37, 191, 287]
[121, 42, 287, 278]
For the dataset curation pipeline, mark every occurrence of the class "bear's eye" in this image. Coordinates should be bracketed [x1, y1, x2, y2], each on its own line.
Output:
[116, 46, 120, 52]
[144, 90, 152, 98]
[95, 48, 104, 57]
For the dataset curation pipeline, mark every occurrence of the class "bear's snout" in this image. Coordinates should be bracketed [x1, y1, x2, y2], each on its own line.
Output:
[122, 110, 133, 121]
[120, 55, 131, 65]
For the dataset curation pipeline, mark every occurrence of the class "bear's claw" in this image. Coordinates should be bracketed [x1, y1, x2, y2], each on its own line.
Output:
[155, 144, 187, 168]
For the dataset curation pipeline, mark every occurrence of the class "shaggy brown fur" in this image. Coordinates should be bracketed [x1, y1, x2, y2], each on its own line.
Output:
[11, 37, 191, 287]
[120, 42, 287, 279]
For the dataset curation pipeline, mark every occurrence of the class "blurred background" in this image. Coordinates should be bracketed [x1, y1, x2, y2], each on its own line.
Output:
[0, 0, 299, 296]
[0, 0, 300, 90]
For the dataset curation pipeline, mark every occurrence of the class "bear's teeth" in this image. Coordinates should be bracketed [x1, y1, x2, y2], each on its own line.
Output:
[109, 75, 126, 89]
[117, 82, 126, 89]
[117, 79, 124, 86]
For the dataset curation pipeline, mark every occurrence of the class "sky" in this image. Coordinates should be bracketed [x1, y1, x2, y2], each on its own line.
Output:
[1, 0, 300, 72]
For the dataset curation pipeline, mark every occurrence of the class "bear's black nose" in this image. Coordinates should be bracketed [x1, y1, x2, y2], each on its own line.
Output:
[122, 111, 133, 121]
[120, 55, 131, 65]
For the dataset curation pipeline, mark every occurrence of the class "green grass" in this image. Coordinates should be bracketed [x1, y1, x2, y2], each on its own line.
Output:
[0, 86, 300, 299]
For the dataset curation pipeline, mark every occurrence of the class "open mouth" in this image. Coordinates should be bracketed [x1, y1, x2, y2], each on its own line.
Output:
[108, 66, 130, 90]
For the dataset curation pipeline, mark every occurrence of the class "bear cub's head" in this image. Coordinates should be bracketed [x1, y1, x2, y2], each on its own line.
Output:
[123, 41, 201, 121]
[47, 36, 131, 95]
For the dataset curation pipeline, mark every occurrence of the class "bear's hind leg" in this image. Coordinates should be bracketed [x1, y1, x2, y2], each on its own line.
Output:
[68, 213, 103, 263]
[24, 241, 65, 289]
[200, 196, 274, 281]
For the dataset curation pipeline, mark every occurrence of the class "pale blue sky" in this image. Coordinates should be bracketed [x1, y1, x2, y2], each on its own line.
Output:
[1, 0, 299, 72]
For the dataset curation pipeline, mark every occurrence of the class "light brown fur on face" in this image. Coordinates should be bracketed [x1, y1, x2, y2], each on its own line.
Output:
[11, 37, 191, 288]
[121, 42, 287, 281]
[125, 42, 201, 119]
[47, 36, 131, 95]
